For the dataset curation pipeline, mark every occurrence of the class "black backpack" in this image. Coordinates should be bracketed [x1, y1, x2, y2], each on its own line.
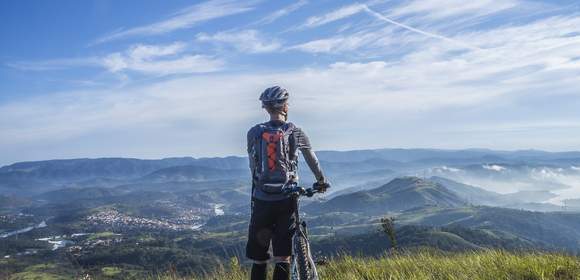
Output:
[252, 122, 297, 194]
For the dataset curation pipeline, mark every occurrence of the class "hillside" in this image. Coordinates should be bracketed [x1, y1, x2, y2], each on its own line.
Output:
[139, 165, 247, 183]
[308, 177, 466, 214]
[311, 225, 545, 256]
[169, 250, 580, 280]
[398, 206, 580, 251]
[428, 176, 503, 205]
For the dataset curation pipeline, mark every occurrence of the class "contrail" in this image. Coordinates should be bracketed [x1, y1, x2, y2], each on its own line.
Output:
[362, 5, 482, 51]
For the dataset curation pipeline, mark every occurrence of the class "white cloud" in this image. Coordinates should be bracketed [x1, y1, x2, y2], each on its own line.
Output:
[101, 42, 224, 75]
[483, 164, 507, 172]
[289, 30, 389, 53]
[3, 1, 580, 164]
[363, 5, 482, 50]
[292, 3, 484, 54]
[290, 37, 347, 53]
[102, 53, 223, 75]
[9, 42, 225, 76]
[390, 0, 519, 20]
[301, 3, 367, 28]
[93, 0, 256, 44]
[255, 0, 308, 25]
[197, 30, 281, 53]
[2, 48, 580, 165]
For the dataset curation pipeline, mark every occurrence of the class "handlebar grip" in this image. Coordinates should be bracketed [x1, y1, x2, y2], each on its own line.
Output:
[313, 182, 331, 191]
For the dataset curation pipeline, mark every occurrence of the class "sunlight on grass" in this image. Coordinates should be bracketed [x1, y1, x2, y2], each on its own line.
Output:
[156, 249, 580, 280]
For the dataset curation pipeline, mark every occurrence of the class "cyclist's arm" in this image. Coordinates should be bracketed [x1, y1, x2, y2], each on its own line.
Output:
[294, 127, 326, 183]
[301, 148, 325, 183]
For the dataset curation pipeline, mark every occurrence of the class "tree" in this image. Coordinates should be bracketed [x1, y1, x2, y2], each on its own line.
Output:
[380, 216, 397, 251]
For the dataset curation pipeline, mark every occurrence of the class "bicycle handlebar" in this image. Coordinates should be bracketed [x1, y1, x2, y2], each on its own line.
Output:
[283, 183, 326, 198]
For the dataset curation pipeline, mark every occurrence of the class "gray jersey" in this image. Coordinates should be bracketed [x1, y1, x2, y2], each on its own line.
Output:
[247, 120, 325, 201]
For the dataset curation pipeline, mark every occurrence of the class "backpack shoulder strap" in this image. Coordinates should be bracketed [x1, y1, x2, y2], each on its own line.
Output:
[282, 122, 295, 133]
[281, 122, 298, 166]
[251, 123, 268, 174]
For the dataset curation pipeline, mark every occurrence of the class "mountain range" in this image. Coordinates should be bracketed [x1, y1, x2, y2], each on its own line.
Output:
[2, 148, 580, 279]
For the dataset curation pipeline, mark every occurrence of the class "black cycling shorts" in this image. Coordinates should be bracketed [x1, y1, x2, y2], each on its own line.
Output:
[246, 198, 296, 261]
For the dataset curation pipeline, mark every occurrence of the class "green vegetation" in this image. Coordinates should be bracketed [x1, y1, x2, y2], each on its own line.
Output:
[101, 266, 122, 277]
[160, 250, 580, 280]
[88, 231, 118, 240]
[7, 262, 75, 280]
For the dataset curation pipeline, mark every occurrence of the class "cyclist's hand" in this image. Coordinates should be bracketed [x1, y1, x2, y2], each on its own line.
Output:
[313, 181, 331, 193]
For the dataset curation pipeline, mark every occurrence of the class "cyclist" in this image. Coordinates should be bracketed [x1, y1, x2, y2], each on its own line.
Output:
[246, 86, 329, 280]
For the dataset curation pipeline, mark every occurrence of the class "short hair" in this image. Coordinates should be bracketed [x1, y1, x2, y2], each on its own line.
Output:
[264, 101, 287, 114]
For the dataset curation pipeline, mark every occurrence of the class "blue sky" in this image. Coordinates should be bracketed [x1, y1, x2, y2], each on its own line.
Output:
[1, 0, 580, 165]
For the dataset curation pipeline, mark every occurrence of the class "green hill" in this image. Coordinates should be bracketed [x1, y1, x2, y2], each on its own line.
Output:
[398, 206, 580, 251]
[308, 177, 466, 214]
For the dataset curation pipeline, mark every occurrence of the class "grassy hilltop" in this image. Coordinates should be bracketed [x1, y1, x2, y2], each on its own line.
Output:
[163, 250, 580, 280]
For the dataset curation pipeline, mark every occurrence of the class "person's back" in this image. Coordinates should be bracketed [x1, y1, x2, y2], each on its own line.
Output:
[246, 86, 329, 280]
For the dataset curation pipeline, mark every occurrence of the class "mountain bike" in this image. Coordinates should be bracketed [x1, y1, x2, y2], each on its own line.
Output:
[283, 183, 325, 280]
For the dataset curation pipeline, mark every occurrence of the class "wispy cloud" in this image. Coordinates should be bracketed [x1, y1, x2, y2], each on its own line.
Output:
[196, 30, 281, 53]
[3, 0, 580, 164]
[3, 44, 580, 164]
[9, 42, 224, 77]
[293, 2, 481, 51]
[255, 0, 308, 25]
[300, 3, 366, 29]
[93, 0, 256, 44]
[6, 57, 101, 71]
[390, 0, 519, 20]
[289, 29, 392, 53]
[363, 5, 482, 51]
[102, 42, 224, 75]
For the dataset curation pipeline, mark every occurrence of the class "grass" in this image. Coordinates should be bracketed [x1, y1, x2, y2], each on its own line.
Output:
[156, 249, 580, 280]
[8, 263, 69, 280]
[317, 250, 580, 280]
[101, 266, 122, 277]
[8, 272, 70, 280]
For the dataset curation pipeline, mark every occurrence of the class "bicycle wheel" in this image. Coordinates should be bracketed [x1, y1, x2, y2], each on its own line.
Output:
[294, 226, 318, 280]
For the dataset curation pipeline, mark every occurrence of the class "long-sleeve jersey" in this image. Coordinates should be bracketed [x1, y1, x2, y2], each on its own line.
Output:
[247, 120, 325, 201]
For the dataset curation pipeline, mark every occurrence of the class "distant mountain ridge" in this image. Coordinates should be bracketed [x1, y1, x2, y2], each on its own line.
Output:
[0, 156, 247, 181]
[5, 147, 580, 174]
[316, 148, 580, 163]
[3, 148, 580, 183]
[0, 156, 248, 195]
[140, 165, 247, 182]
[2, 148, 580, 205]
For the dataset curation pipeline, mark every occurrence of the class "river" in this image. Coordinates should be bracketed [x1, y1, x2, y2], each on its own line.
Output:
[0, 220, 47, 238]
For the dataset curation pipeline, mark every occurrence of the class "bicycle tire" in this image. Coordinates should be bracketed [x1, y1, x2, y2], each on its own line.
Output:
[294, 228, 318, 280]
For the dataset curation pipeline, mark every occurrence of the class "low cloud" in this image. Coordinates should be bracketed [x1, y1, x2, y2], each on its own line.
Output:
[2, 51, 579, 164]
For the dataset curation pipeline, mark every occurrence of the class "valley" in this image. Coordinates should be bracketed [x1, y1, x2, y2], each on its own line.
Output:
[1, 148, 580, 279]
